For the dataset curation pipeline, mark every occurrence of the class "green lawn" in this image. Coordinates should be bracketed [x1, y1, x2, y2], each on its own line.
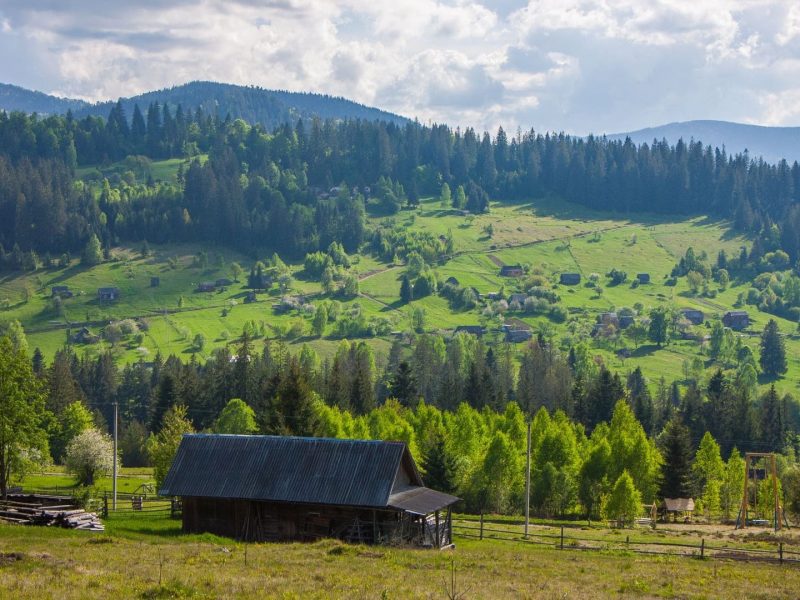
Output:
[2, 514, 800, 599]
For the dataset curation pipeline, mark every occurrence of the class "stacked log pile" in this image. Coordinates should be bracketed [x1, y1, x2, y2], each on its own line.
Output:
[0, 497, 104, 531]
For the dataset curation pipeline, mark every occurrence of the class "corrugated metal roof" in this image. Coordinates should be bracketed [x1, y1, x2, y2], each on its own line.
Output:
[388, 487, 460, 515]
[160, 434, 423, 509]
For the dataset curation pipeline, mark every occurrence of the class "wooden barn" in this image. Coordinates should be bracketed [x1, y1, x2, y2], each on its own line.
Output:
[559, 273, 581, 285]
[454, 325, 484, 337]
[97, 287, 120, 302]
[499, 265, 524, 277]
[160, 435, 459, 547]
[681, 308, 704, 325]
[51, 285, 73, 298]
[722, 310, 749, 330]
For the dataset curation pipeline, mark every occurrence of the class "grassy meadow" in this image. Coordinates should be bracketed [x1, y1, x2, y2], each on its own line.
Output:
[4, 190, 800, 397]
[4, 467, 800, 598]
[2, 514, 800, 599]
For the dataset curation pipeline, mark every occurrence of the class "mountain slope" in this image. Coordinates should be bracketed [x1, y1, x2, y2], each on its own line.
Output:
[0, 83, 89, 115]
[0, 81, 408, 128]
[608, 120, 800, 164]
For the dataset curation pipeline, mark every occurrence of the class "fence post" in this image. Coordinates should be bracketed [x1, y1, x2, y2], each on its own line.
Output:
[780, 543, 783, 564]
[102, 492, 108, 518]
[560, 526, 564, 550]
[700, 538, 705, 559]
[625, 535, 629, 548]
[170, 498, 175, 519]
[479, 513, 484, 540]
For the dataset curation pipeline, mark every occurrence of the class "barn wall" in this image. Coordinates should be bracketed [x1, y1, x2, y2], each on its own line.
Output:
[182, 497, 425, 544]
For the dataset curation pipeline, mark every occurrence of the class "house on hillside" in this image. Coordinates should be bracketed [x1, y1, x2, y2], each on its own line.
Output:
[681, 309, 704, 325]
[499, 265, 524, 277]
[97, 287, 120, 302]
[636, 273, 650, 284]
[508, 293, 527, 306]
[506, 329, 532, 343]
[598, 312, 620, 327]
[72, 327, 99, 344]
[197, 282, 216, 293]
[619, 315, 635, 329]
[559, 273, 581, 285]
[501, 318, 532, 343]
[454, 325, 484, 337]
[722, 310, 749, 330]
[160, 434, 459, 546]
[51, 285, 73, 298]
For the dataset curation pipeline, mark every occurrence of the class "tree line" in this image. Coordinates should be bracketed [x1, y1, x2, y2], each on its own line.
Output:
[2, 328, 796, 516]
[2, 106, 800, 261]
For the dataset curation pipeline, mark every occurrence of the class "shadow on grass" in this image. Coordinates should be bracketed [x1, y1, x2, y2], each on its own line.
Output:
[628, 344, 661, 357]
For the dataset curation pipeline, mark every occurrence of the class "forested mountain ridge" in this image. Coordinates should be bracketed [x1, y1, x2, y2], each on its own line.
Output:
[609, 120, 800, 165]
[1, 104, 799, 266]
[0, 81, 407, 129]
[0, 83, 89, 115]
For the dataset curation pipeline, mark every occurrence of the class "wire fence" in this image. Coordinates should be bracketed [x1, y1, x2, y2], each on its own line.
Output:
[453, 517, 800, 565]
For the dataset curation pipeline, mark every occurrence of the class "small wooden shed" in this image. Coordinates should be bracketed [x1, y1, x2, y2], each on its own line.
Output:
[150, 277, 160, 288]
[681, 309, 704, 325]
[636, 273, 650, 284]
[454, 325, 485, 337]
[97, 287, 120, 302]
[660, 497, 695, 522]
[499, 265, 524, 277]
[51, 285, 72, 298]
[722, 310, 749, 330]
[160, 435, 459, 547]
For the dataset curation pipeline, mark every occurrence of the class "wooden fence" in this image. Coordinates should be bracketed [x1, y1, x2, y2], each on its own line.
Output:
[18, 489, 181, 519]
[452, 518, 800, 565]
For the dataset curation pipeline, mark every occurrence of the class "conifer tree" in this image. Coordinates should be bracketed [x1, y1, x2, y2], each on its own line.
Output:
[400, 275, 413, 304]
[421, 431, 457, 494]
[659, 417, 693, 499]
[759, 319, 787, 377]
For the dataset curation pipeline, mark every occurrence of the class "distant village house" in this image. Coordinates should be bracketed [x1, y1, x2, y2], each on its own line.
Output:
[454, 325, 484, 337]
[722, 310, 749, 330]
[51, 285, 73, 298]
[560, 273, 581, 285]
[97, 287, 120, 302]
[499, 265, 524, 277]
[680, 309, 704, 326]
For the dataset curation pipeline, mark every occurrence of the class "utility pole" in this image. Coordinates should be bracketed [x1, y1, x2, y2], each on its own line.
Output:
[112, 401, 118, 511]
[524, 419, 531, 538]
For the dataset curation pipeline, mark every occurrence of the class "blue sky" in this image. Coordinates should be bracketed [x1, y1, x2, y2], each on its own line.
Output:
[1, 0, 799, 134]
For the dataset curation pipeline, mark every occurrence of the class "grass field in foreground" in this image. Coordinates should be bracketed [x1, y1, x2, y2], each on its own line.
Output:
[2, 514, 800, 599]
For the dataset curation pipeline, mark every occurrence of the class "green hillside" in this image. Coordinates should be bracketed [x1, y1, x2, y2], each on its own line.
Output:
[5, 193, 795, 398]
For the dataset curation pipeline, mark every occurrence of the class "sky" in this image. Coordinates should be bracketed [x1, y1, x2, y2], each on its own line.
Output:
[1, 0, 800, 134]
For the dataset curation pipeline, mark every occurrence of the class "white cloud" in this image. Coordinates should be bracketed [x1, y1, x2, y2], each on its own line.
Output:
[0, 0, 799, 133]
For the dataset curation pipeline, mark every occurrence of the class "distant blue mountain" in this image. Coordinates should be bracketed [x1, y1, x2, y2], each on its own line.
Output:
[608, 120, 800, 164]
[0, 81, 408, 128]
